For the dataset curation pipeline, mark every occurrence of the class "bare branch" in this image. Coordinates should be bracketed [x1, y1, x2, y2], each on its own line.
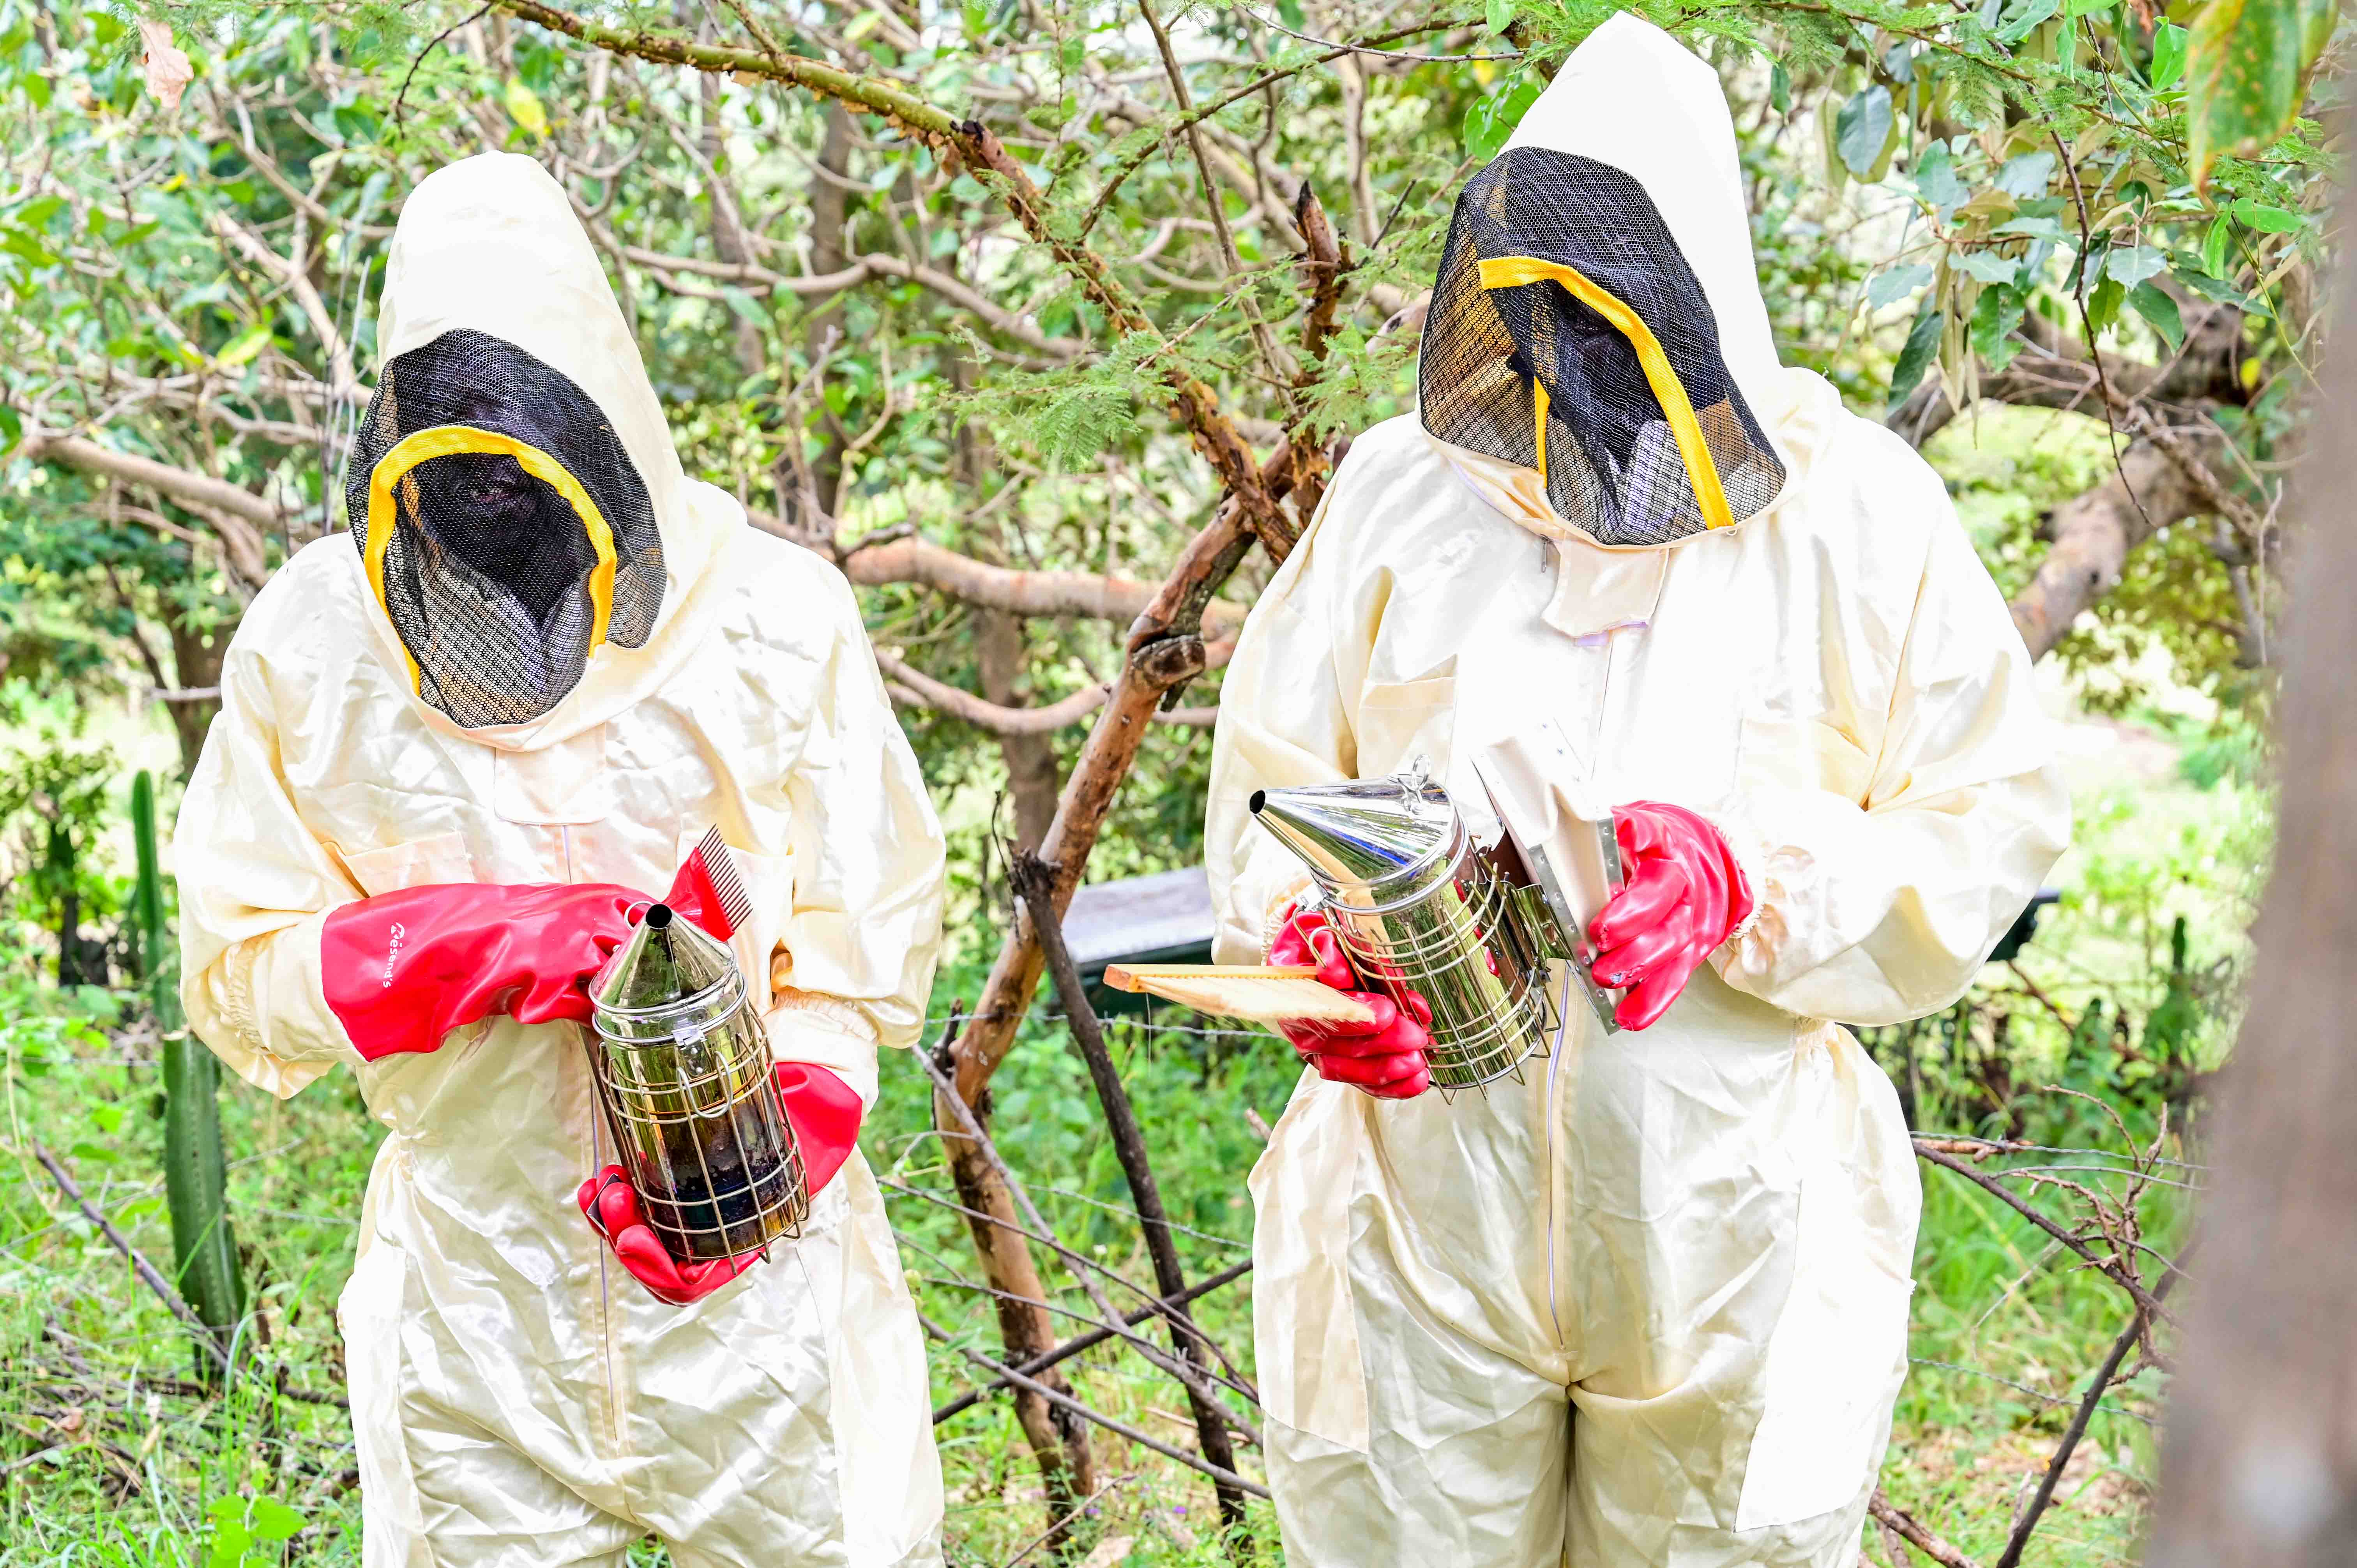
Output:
[214, 212, 358, 394]
[2005, 426, 2230, 660]
[1871, 1490, 1983, 1568]
[747, 521, 1248, 637]
[21, 428, 278, 590]
[877, 647, 1225, 735]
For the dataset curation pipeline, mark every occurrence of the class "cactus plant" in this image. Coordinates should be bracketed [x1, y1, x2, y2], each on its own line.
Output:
[133, 770, 244, 1375]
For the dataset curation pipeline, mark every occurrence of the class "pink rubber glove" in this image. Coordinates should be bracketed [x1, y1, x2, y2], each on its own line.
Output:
[1587, 802, 1755, 1031]
[1269, 902, 1432, 1100]
[321, 883, 647, 1061]
[579, 1061, 866, 1305]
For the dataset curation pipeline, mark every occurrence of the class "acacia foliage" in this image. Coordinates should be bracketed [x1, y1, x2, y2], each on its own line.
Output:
[0, 0, 2333, 921]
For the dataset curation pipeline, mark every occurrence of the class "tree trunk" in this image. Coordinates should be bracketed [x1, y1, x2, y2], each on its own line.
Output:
[951, 347, 1064, 848]
[698, 68, 766, 380]
[167, 614, 228, 781]
[933, 1072, 1099, 1540]
[2144, 200, 2357, 1568]
[978, 609, 1063, 851]
[2007, 429, 2226, 659]
[783, 102, 856, 543]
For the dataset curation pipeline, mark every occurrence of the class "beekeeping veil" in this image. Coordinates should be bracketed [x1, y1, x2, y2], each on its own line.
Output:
[346, 154, 738, 740]
[1420, 15, 1790, 548]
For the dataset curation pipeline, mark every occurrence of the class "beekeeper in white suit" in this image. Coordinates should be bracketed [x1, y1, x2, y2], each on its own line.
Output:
[175, 153, 947, 1566]
[1206, 16, 2068, 1567]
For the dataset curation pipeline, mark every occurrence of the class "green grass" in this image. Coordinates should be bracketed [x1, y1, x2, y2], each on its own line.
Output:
[0, 734, 2259, 1565]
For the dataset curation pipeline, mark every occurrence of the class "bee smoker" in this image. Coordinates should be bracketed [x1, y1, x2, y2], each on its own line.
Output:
[1250, 758, 1603, 1095]
[587, 904, 808, 1260]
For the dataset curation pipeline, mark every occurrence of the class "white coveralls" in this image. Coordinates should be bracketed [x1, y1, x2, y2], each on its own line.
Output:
[1205, 19, 2070, 1567]
[176, 155, 948, 1568]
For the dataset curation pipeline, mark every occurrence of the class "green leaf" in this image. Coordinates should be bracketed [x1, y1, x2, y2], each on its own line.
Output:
[2150, 21, 2189, 88]
[13, 194, 64, 230]
[1913, 142, 1968, 215]
[2130, 281, 2184, 349]
[1770, 63, 1790, 115]
[504, 76, 548, 138]
[2186, 0, 2332, 189]
[1484, 0, 1517, 37]
[2087, 274, 2126, 336]
[214, 322, 272, 369]
[1276, 0, 1304, 26]
[2229, 197, 2302, 233]
[1972, 286, 2028, 370]
[1464, 81, 1540, 163]
[2106, 245, 2169, 287]
[1993, 213, 2069, 242]
[0, 227, 58, 267]
[205, 1519, 249, 1568]
[247, 1499, 304, 1542]
[1993, 150, 2057, 199]
[1867, 264, 1933, 309]
[1835, 86, 1893, 180]
[1956, 251, 2020, 286]
[1996, 0, 2061, 43]
[718, 286, 765, 326]
[0, 404, 19, 455]
[1889, 301, 1943, 411]
[2203, 214, 2233, 276]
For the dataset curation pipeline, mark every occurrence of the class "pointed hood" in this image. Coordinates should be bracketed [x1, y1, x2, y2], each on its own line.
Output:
[1421, 15, 1797, 549]
[349, 152, 744, 749]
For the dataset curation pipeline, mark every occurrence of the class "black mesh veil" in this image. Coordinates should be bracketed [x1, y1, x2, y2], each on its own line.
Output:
[1420, 147, 1785, 546]
[346, 329, 665, 728]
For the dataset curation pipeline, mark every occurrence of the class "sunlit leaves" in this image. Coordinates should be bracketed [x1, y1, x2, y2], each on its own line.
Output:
[211, 323, 272, 370]
[2228, 198, 2301, 233]
[504, 74, 549, 138]
[1889, 298, 1944, 411]
[1834, 84, 1895, 179]
[1462, 78, 1539, 162]
[2184, 0, 2334, 189]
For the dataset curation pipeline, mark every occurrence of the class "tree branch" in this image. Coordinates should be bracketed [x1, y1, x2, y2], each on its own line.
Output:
[489, 0, 1286, 546]
[816, 528, 1246, 637]
[1871, 1489, 1983, 1568]
[877, 647, 1224, 735]
[21, 429, 277, 590]
[2005, 426, 2231, 660]
[214, 212, 357, 394]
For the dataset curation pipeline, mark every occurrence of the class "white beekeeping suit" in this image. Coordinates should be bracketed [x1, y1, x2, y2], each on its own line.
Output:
[175, 153, 947, 1568]
[1205, 17, 2068, 1568]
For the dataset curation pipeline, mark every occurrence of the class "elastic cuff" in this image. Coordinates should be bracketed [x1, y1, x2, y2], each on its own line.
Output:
[1698, 800, 1772, 950]
[765, 1000, 881, 1109]
[189, 909, 364, 1100]
[1258, 876, 1317, 961]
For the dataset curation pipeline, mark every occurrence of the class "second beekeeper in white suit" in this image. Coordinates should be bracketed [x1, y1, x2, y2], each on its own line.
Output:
[1205, 16, 2069, 1567]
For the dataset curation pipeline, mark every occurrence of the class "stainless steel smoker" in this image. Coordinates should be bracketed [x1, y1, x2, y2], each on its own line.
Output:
[1249, 756, 1619, 1094]
[587, 904, 808, 1261]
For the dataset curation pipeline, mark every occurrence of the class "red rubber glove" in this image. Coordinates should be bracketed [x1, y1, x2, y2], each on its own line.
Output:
[579, 1061, 866, 1305]
[321, 883, 647, 1061]
[1587, 802, 1755, 1031]
[1269, 902, 1432, 1100]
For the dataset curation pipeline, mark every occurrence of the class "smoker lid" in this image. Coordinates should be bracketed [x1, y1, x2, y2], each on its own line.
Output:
[1248, 766, 1463, 897]
[592, 900, 740, 1015]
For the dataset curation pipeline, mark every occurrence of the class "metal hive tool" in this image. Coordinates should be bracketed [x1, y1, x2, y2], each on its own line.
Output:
[588, 902, 807, 1261]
